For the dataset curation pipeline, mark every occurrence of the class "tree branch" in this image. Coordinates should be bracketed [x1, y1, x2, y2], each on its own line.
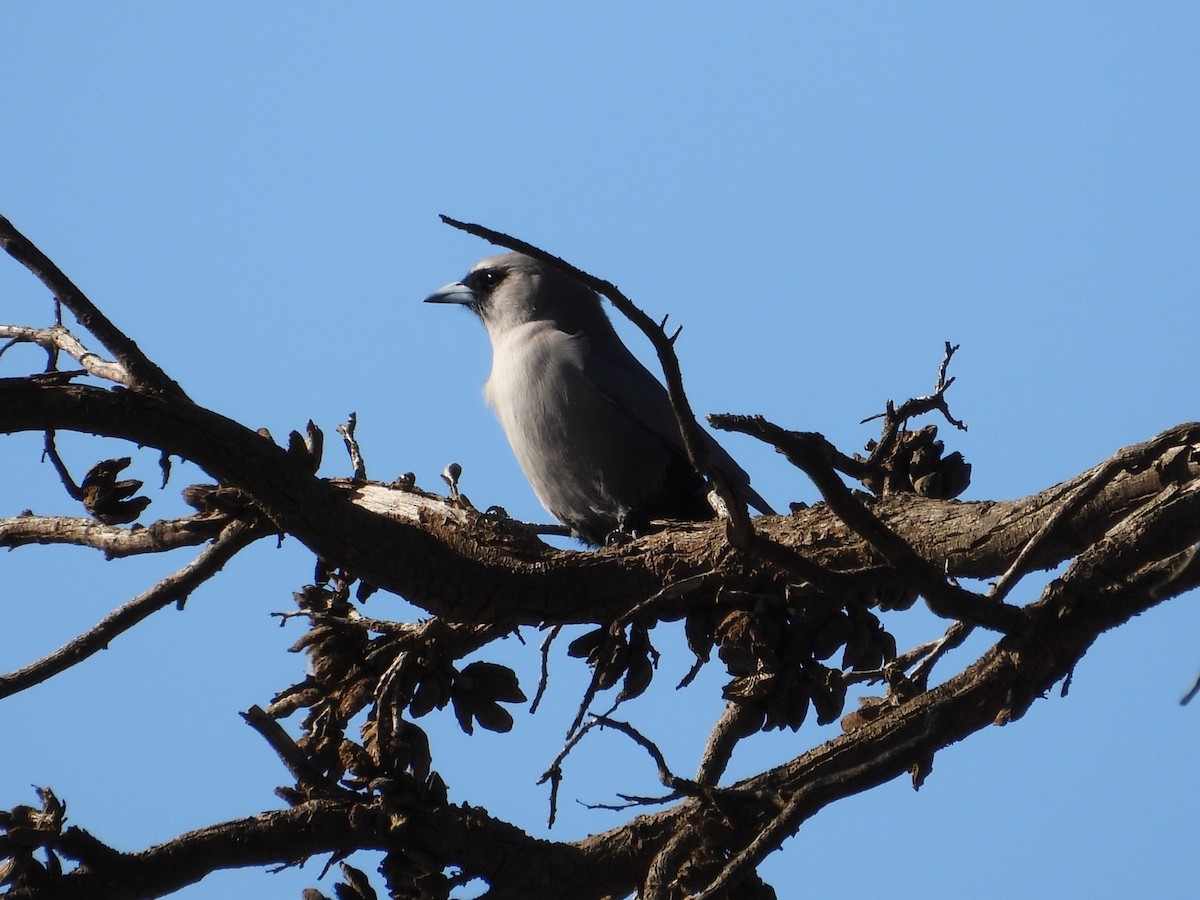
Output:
[3, 403, 1196, 896]
[4, 381, 1198, 630]
[0, 324, 133, 387]
[712, 416, 1025, 633]
[0, 519, 268, 700]
[5, 217, 1199, 900]
[0, 512, 229, 557]
[0, 215, 188, 401]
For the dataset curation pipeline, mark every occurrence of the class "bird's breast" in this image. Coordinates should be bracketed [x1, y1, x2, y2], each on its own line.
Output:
[484, 323, 583, 445]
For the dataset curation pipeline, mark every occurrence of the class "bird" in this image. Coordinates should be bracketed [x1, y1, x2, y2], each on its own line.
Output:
[425, 251, 774, 545]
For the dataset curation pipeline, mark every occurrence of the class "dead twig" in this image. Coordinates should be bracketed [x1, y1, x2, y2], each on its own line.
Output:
[0, 519, 268, 700]
[337, 412, 367, 482]
[0, 323, 134, 386]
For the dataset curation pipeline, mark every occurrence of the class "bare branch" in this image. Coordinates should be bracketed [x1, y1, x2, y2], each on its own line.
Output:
[989, 424, 1200, 601]
[336, 412, 366, 481]
[0, 519, 268, 700]
[591, 716, 699, 797]
[713, 416, 1025, 633]
[0, 215, 188, 401]
[0, 512, 229, 557]
[39, 431, 83, 500]
[860, 340, 966, 433]
[241, 705, 349, 798]
[530, 624, 562, 714]
[1183, 670, 1200, 706]
[0, 324, 134, 386]
[5, 380, 1199, 632]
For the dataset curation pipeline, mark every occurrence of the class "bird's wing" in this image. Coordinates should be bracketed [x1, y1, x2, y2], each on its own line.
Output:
[571, 331, 776, 516]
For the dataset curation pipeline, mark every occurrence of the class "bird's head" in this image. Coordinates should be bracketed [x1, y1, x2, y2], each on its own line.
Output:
[425, 252, 606, 340]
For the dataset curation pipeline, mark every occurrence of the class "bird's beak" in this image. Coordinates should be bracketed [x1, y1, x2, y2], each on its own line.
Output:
[424, 281, 477, 306]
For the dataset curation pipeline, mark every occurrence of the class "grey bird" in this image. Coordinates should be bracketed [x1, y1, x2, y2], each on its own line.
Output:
[425, 252, 774, 545]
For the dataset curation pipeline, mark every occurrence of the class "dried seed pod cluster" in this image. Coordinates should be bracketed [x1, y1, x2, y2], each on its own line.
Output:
[567, 623, 658, 705]
[682, 600, 897, 734]
[860, 424, 972, 499]
[80, 457, 150, 524]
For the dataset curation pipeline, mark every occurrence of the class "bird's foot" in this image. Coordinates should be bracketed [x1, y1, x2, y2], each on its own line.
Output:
[603, 528, 637, 547]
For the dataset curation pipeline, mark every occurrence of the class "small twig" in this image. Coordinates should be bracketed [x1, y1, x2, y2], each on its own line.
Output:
[540, 716, 698, 822]
[908, 620, 974, 690]
[711, 415, 868, 483]
[861, 341, 966, 433]
[241, 704, 347, 796]
[586, 789, 678, 811]
[566, 648, 609, 740]
[439, 215, 755, 548]
[337, 412, 367, 481]
[1182, 670, 1200, 706]
[887, 635, 949, 674]
[0, 519, 266, 700]
[531, 624, 563, 714]
[40, 430, 83, 500]
[588, 716, 695, 794]
[536, 717, 598, 828]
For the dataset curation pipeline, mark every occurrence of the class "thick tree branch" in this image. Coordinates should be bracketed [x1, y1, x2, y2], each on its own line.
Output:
[8, 503, 1195, 900]
[3, 382, 1198, 631]
[0, 791, 601, 900]
[5, 217, 1199, 900]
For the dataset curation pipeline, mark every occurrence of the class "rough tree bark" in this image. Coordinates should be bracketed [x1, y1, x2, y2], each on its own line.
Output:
[1, 213, 1198, 899]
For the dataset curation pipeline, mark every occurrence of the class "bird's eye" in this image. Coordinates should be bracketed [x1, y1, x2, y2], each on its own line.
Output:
[478, 269, 503, 289]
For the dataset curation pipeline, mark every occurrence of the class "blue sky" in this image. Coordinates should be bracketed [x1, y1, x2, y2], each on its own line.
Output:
[2, 4, 1198, 898]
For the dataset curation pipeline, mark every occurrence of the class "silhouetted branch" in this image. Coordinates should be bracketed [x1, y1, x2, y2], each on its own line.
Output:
[989, 424, 1200, 601]
[241, 705, 350, 798]
[712, 415, 1025, 633]
[0, 519, 268, 700]
[860, 340, 966, 432]
[0, 215, 188, 401]
[5, 217, 1200, 899]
